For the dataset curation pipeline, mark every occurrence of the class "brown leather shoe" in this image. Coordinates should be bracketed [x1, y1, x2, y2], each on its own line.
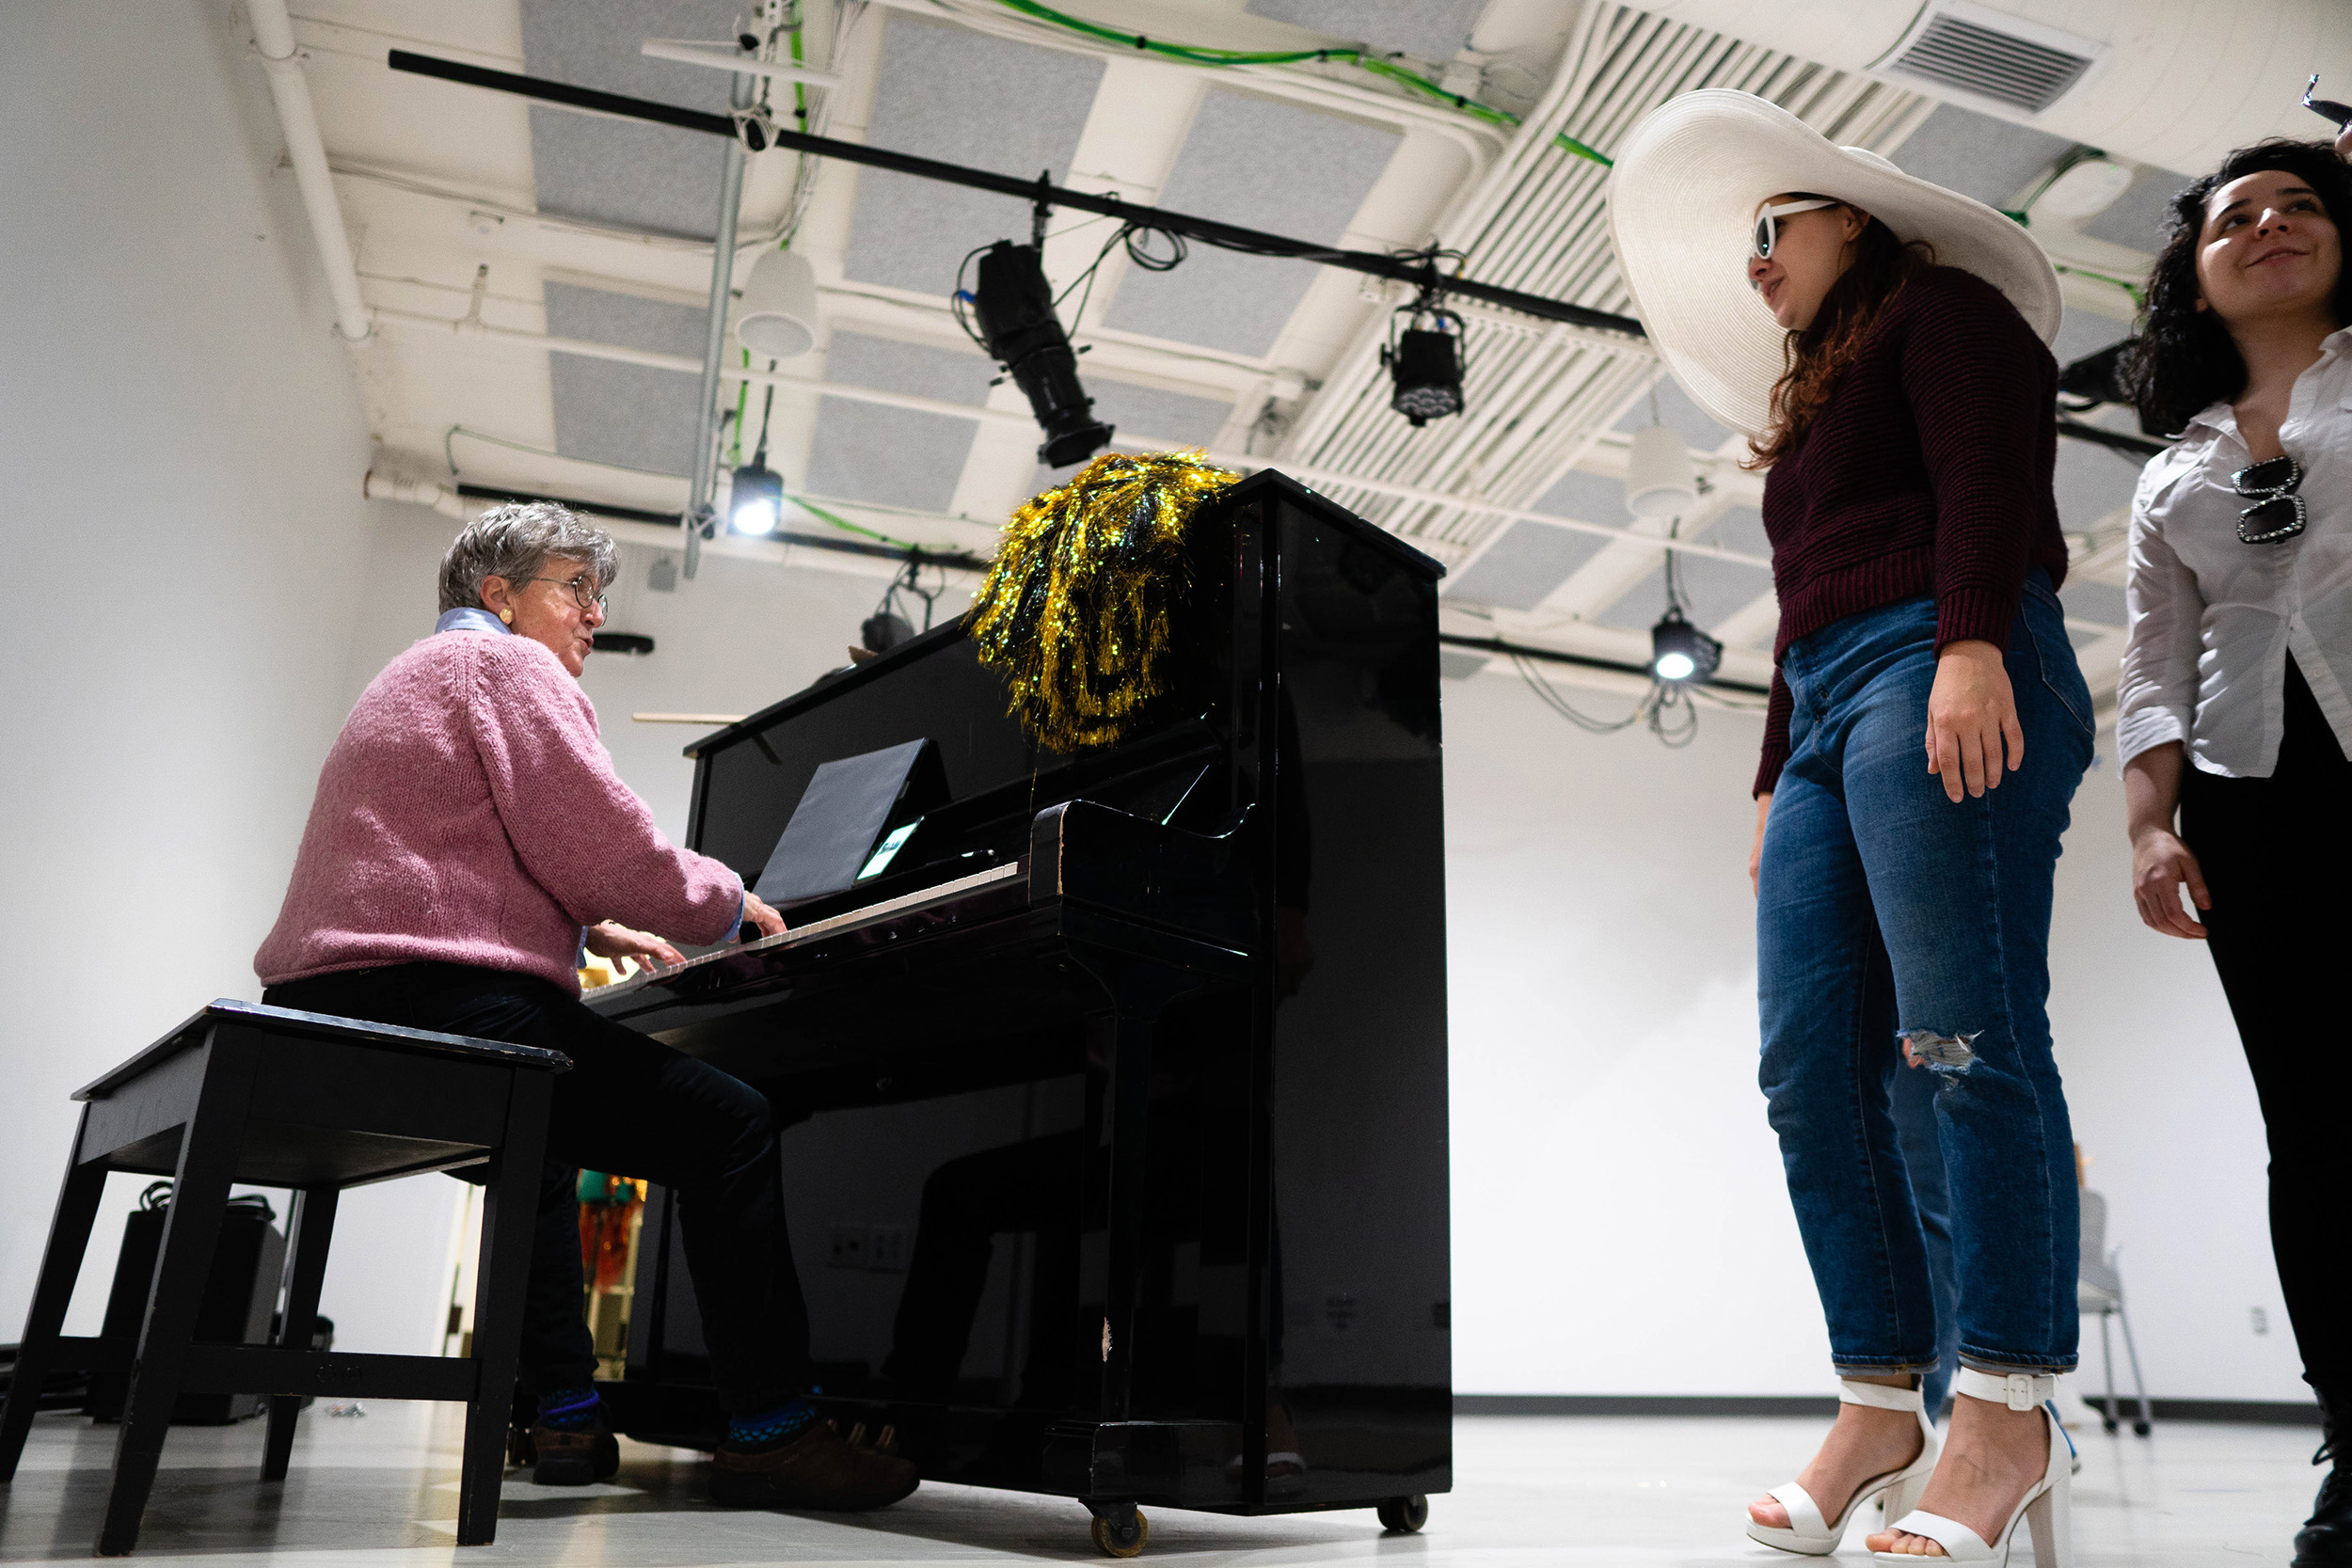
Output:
[709, 1421, 919, 1511]
[530, 1418, 620, 1486]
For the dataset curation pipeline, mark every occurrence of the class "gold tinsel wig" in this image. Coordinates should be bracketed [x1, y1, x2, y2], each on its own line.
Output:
[967, 451, 1239, 752]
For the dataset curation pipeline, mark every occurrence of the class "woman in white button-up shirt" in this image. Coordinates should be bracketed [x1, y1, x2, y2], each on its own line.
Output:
[2117, 135, 2352, 1568]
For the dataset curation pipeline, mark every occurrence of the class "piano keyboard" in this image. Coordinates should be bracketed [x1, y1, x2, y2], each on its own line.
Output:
[588, 861, 1025, 1003]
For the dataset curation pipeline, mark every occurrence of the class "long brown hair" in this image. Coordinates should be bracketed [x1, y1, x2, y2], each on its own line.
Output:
[1746, 203, 1937, 467]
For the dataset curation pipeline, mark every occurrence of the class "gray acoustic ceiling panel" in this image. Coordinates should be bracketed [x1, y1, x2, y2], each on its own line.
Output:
[1438, 647, 1491, 681]
[2053, 304, 2133, 366]
[519, 0, 740, 238]
[1615, 374, 1731, 452]
[1243, 0, 1486, 61]
[1533, 466, 1631, 525]
[1444, 519, 1606, 610]
[801, 331, 991, 512]
[1595, 549, 1774, 631]
[2080, 161, 2195, 254]
[543, 282, 707, 476]
[840, 14, 1104, 297]
[1886, 102, 2072, 213]
[1103, 87, 1401, 358]
[1711, 505, 1772, 562]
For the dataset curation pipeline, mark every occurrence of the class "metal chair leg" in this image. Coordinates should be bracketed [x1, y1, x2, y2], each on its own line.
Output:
[2098, 1310, 2120, 1433]
[0, 1131, 106, 1482]
[261, 1187, 340, 1482]
[2116, 1300, 2153, 1436]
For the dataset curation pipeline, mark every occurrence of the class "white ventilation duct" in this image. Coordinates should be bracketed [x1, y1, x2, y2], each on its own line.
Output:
[1634, 0, 2352, 174]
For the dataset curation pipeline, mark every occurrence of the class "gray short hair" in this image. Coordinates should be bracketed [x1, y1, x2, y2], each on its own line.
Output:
[437, 501, 619, 613]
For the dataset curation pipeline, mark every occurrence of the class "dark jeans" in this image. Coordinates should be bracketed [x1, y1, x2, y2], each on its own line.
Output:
[263, 961, 811, 1414]
[1758, 572, 2093, 1376]
[2181, 657, 2352, 1398]
[1888, 1059, 1961, 1415]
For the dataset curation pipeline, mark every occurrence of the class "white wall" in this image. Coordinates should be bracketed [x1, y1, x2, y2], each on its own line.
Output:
[0, 0, 453, 1360]
[1443, 669, 2308, 1402]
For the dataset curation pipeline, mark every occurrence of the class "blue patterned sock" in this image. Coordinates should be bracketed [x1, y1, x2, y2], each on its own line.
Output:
[536, 1387, 600, 1430]
[726, 1399, 818, 1451]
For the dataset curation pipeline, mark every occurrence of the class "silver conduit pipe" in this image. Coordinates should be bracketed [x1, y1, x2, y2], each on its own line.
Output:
[247, 0, 372, 342]
[684, 69, 756, 579]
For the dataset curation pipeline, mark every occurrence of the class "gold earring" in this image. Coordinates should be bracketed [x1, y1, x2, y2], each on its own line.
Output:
[499, 608, 514, 624]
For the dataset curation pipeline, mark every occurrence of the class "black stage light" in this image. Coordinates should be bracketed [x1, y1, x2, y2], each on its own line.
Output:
[1649, 606, 1723, 685]
[2058, 339, 2134, 409]
[1384, 322, 1465, 427]
[728, 460, 785, 536]
[970, 240, 1113, 467]
[861, 611, 914, 655]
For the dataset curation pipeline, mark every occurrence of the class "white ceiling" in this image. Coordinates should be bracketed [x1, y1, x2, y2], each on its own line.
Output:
[281, 0, 2169, 706]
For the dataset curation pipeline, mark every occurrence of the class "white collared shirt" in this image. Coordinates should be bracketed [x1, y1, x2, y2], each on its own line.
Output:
[2117, 326, 2352, 777]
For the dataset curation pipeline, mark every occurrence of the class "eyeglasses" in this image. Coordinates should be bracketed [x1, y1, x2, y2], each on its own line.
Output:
[1754, 198, 1839, 261]
[523, 574, 609, 611]
[2231, 456, 2307, 545]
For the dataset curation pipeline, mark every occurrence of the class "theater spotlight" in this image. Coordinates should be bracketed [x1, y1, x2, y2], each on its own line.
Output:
[728, 460, 784, 536]
[967, 240, 1113, 468]
[1383, 309, 1465, 427]
[1649, 605, 1723, 685]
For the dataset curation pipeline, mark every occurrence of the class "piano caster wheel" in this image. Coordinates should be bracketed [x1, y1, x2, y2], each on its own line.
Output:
[1089, 1505, 1149, 1558]
[1376, 1495, 1428, 1534]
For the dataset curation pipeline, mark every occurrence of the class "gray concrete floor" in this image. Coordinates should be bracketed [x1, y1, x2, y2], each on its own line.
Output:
[0, 1402, 2322, 1564]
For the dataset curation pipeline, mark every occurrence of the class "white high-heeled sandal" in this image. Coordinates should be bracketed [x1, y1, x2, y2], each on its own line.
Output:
[1747, 1378, 1941, 1556]
[1873, 1369, 2073, 1566]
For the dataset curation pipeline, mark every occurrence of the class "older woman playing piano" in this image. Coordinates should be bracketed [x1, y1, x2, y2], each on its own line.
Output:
[255, 501, 915, 1512]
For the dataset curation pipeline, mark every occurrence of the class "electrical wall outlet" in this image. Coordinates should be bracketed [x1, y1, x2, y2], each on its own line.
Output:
[2252, 1306, 2270, 1335]
[827, 1224, 911, 1272]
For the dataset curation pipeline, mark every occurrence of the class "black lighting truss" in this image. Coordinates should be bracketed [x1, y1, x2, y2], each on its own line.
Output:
[387, 50, 2175, 462]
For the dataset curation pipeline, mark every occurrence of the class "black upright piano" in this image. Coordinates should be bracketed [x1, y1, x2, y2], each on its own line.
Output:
[587, 470, 1451, 1550]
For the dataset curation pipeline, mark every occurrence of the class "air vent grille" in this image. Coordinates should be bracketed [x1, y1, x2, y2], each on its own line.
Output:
[1887, 12, 2093, 114]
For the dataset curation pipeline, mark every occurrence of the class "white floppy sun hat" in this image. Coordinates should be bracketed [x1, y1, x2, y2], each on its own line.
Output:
[1607, 89, 2061, 438]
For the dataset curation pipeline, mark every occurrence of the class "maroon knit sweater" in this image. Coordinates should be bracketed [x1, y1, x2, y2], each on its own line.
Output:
[1753, 264, 2069, 797]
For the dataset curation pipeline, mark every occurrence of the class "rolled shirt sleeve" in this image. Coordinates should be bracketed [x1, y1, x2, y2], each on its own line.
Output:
[2115, 472, 2204, 770]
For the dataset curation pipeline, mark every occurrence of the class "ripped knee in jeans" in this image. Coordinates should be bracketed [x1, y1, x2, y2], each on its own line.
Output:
[1899, 1027, 1980, 1075]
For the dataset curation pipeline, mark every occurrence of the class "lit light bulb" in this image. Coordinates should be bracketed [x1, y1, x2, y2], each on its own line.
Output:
[731, 498, 778, 536]
[1654, 650, 1696, 682]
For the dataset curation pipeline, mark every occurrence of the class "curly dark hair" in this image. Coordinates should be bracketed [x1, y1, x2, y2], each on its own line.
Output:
[1746, 203, 1938, 468]
[2122, 138, 2352, 436]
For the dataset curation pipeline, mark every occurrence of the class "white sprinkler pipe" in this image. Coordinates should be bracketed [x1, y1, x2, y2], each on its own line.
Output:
[249, 0, 372, 341]
[362, 470, 471, 518]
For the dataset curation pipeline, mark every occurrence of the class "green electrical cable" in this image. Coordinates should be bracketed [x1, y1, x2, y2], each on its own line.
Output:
[984, 0, 1613, 166]
[2054, 262, 2145, 309]
[787, 493, 950, 554]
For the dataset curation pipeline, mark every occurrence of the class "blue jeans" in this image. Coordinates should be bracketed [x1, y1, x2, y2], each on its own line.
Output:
[1757, 573, 2091, 1377]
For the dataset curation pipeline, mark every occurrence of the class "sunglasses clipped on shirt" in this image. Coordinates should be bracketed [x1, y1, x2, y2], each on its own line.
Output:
[2232, 455, 2307, 545]
[1754, 198, 1839, 261]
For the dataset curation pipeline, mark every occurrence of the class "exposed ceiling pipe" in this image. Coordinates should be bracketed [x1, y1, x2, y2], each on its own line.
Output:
[373, 302, 1795, 568]
[363, 469, 471, 518]
[248, 0, 372, 342]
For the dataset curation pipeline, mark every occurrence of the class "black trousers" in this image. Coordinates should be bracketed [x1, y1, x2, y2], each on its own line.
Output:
[264, 962, 811, 1415]
[2180, 657, 2352, 1398]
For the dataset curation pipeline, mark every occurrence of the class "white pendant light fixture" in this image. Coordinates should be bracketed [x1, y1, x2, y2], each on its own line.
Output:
[736, 247, 818, 360]
[1623, 420, 1698, 519]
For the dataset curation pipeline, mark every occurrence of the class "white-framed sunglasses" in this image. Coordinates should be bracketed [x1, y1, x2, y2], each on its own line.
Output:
[1753, 198, 1840, 260]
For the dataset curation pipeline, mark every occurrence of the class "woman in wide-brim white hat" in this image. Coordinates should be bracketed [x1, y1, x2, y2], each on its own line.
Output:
[1610, 90, 2092, 1564]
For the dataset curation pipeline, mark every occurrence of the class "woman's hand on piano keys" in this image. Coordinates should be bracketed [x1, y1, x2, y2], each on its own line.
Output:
[585, 920, 687, 973]
[741, 891, 788, 940]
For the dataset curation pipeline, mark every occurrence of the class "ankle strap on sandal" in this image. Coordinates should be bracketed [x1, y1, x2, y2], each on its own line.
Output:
[1837, 1378, 1924, 1411]
[1955, 1368, 2057, 1411]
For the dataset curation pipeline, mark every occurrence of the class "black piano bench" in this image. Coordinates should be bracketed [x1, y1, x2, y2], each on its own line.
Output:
[0, 1000, 568, 1556]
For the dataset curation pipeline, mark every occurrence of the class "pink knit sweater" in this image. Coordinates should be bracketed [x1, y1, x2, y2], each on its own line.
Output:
[256, 629, 742, 992]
